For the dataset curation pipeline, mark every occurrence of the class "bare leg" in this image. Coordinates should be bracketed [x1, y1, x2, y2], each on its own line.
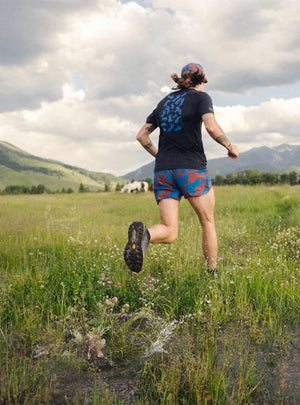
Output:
[188, 189, 218, 269]
[148, 198, 179, 244]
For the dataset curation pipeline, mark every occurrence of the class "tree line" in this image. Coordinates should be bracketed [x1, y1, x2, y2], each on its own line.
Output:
[212, 170, 299, 186]
[0, 182, 122, 195]
[1, 171, 298, 195]
[0, 184, 74, 195]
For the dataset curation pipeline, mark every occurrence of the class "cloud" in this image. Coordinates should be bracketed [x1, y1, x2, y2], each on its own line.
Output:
[203, 97, 300, 159]
[148, 0, 300, 91]
[216, 97, 300, 139]
[0, 0, 99, 111]
[0, 0, 100, 64]
[64, 1, 182, 99]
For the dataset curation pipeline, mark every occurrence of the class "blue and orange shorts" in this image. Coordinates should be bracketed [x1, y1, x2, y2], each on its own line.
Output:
[154, 169, 212, 204]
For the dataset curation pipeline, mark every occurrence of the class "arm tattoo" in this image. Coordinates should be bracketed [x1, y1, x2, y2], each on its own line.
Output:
[203, 116, 214, 124]
[215, 134, 231, 148]
[143, 141, 153, 151]
[145, 124, 155, 133]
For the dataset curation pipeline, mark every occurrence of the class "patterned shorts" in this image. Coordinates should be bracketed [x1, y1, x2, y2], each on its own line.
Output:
[154, 169, 212, 204]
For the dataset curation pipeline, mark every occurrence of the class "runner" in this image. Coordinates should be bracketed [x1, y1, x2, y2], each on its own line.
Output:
[124, 63, 239, 274]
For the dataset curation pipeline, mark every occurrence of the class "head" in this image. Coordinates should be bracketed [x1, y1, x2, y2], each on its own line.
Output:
[171, 63, 208, 90]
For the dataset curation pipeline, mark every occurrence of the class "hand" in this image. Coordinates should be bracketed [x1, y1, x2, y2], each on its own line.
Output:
[227, 144, 239, 159]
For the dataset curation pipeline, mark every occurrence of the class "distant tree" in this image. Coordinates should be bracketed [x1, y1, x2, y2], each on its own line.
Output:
[143, 177, 153, 188]
[104, 183, 111, 192]
[236, 171, 249, 185]
[4, 185, 30, 194]
[280, 173, 289, 184]
[79, 183, 89, 192]
[261, 172, 279, 185]
[288, 171, 298, 185]
[244, 170, 261, 185]
[115, 182, 122, 192]
[36, 184, 45, 194]
[67, 188, 74, 193]
[225, 173, 236, 185]
[213, 174, 225, 186]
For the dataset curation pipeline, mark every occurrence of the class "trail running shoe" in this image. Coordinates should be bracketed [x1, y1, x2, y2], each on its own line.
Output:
[207, 268, 218, 276]
[124, 221, 150, 273]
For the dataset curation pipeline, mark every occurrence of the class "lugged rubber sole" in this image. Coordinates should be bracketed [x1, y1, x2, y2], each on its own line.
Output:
[207, 268, 218, 276]
[124, 221, 146, 273]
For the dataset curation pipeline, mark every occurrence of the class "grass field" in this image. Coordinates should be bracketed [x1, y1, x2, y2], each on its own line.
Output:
[0, 185, 299, 404]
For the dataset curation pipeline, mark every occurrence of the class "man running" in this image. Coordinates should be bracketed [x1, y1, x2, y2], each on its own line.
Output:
[124, 63, 239, 274]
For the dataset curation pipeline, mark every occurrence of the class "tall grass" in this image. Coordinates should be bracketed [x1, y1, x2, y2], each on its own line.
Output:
[0, 186, 299, 404]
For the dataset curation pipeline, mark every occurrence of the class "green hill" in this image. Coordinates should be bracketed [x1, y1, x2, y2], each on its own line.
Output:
[0, 141, 125, 192]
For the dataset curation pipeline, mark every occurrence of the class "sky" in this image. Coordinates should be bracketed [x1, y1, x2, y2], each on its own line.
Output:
[0, 0, 299, 176]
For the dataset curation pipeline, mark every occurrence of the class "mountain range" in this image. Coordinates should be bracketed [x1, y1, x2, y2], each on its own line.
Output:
[121, 144, 300, 180]
[0, 141, 125, 191]
[0, 141, 299, 191]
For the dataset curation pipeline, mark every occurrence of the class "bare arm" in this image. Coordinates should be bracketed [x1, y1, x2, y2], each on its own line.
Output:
[136, 123, 158, 157]
[202, 113, 239, 159]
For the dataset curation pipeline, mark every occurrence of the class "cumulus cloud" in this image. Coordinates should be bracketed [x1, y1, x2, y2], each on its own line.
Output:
[0, 0, 299, 175]
[216, 97, 300, 139]
[149, 0, 300, 91]
[203, 97, 300, 159]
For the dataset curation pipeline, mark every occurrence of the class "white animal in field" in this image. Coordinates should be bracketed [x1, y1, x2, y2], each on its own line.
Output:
[120, 181, 149, 193]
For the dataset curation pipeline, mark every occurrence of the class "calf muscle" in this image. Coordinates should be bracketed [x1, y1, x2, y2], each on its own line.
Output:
[188, 189, 218, 269]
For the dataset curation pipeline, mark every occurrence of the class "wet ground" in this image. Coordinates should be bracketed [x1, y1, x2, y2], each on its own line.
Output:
[50, 364, 141, 404]
[255, 329, 300, 404]
[50, 326, 300, 405]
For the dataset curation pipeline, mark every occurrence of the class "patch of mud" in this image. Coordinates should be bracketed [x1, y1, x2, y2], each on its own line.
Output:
[255, 328, 300, 404]
[215, 323, 300, 405]
[52, 366, 141, 405]
[34, 313, 300, 404]
[46, 309, 177, 404]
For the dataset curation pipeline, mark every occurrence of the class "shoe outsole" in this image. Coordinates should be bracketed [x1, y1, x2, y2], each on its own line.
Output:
[124, 221, 146, 273]
[206, 268, 218, 276]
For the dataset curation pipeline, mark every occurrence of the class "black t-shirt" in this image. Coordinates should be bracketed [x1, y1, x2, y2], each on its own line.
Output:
[146, 89, 214, 172]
